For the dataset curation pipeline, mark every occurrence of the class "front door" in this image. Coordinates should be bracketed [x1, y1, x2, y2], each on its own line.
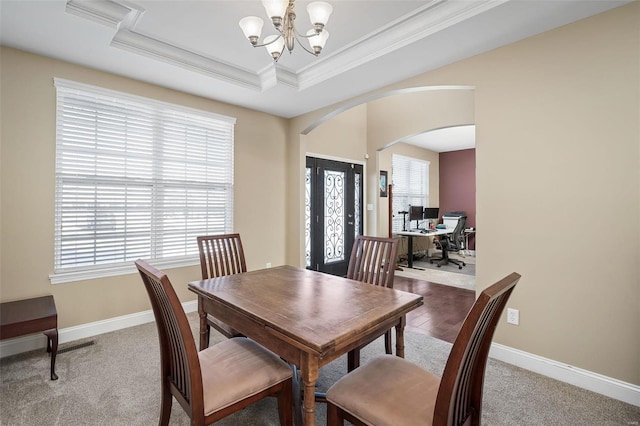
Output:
[306, 157, 363, 276]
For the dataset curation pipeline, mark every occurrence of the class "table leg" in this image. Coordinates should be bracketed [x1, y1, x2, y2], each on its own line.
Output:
[44, 328, 58, 380]
[407, 235, 414, 268]
[395, 316, 407, 359]
[197, 297, 209, 351]
[300, 353, 319, 426]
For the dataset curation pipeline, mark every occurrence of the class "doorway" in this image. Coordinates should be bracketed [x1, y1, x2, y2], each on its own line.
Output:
[305, 157, 364, 276]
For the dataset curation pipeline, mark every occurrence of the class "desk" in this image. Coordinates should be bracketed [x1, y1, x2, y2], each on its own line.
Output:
[188, 265, 423, 426]
[396, 229, 453, 268]
[0, 295, 58, 380]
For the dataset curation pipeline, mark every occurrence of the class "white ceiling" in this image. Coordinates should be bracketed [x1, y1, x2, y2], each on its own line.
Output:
[403, 124, 475, 153]
[0, 0, 629, 151]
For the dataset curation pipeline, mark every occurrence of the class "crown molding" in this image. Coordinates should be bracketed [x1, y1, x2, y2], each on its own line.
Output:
[65, 0, 137, 29]
[111, 30, 263, 90]
[297, 0, 509, 90]
[65, 0, 508, 93]
[274, 65, 299, 89]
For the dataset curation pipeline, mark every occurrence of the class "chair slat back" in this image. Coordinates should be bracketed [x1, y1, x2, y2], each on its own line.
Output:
[135, 260, 203, 414]
[434, 272, 521, 426]
[346, 236, 398, 288]
[197, 234, 247, 280]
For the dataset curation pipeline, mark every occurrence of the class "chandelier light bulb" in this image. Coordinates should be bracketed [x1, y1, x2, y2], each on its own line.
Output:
[307, 29, 329, 55]
[262, 0, 288, 27]
[307, 1, 333, 31]
[264, 34, 285, 61]
[239, 16, 264, 45]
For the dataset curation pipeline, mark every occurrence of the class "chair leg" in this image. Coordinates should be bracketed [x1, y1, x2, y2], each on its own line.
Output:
[443, 253, 466, 269]
[277, 378, 293, 426]
[347, 349, 360, 372]
[204, 323, 211, 349]
[436, 243, 450, 267]
[326, 402, 342, 426]
[159, 384, 173, 426]
[288, 363, 303, 426]
[384, 329, 392, 355]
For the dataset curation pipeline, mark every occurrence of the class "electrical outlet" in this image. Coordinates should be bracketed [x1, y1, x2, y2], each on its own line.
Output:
[266, 262, 272, 268]
[507, 308, 519, 325]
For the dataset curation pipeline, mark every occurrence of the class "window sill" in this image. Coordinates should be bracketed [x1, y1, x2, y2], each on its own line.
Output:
[49, 256, 200, 284]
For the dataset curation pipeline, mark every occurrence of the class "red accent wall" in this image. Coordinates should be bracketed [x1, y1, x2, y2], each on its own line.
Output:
[439, 149, 476, 249]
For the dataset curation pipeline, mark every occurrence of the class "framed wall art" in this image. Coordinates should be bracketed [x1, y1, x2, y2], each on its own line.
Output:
[379, 170, 388, 197]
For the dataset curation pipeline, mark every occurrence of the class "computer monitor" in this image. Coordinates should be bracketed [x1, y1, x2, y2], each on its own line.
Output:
[409, 205, 423, 229]
[424, 207, 439, 229]
[424, 207, 439, 220]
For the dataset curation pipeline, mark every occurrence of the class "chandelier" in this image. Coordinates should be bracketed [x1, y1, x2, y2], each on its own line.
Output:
[239, 0, 333, 62]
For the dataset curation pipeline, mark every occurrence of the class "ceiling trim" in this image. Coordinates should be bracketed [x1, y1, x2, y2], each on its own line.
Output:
[111, 29, 264, 90]
[296, 0, 508, 91]
[63, 0, 506, 94]
[66, 0, 136, 29]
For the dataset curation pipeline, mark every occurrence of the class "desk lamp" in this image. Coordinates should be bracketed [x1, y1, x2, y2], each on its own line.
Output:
[398, 210, 408, 231]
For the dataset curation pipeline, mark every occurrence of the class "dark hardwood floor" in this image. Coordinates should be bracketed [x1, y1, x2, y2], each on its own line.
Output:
[394, 275, 475, 343]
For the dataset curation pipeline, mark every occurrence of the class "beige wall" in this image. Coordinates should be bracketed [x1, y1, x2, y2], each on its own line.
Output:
[366, 89, 475, 152]
[306, 103, 367, 162]
[289, 3, 640, 384]
[0, 47, 288, 328]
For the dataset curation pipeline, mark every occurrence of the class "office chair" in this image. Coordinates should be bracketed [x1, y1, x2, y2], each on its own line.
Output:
[326, 272, 521, 426]
[431, 215, 467, 269]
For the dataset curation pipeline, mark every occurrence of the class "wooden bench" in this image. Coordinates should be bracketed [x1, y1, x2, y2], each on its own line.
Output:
[0, 295, 58, 380]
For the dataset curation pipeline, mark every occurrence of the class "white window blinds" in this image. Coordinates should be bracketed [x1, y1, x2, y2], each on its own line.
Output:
[52, 78, 235, 282]
[391, 154, 429, 232]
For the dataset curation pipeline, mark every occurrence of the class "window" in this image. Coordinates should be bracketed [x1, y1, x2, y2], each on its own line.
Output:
[51, 79, 235, 283]
[391, 154, 429, 232]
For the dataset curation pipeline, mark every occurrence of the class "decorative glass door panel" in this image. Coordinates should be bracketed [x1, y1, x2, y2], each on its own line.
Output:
[306, 157, 363, 276]
[324, 170, 345, 264]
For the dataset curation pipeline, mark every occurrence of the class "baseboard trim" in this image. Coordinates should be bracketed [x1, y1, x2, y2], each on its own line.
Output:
[490, 343, 640, 407]
[2, 303, 637, 407]
[0, 300, 198, 358]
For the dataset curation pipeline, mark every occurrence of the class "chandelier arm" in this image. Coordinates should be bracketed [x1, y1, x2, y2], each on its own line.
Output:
[250, 32, 284, 48]
[295, 30, 321, 39]
[293, 34, 319, 56]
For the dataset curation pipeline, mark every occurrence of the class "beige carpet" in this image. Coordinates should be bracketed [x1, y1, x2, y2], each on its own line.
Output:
[1, 311, 638, 425]
[396, 252, 476, 291]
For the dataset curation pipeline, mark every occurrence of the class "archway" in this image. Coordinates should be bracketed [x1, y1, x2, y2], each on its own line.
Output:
[286, 85, 476, 268]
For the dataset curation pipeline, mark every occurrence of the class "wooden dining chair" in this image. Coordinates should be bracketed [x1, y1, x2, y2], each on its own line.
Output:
[345, 235, 399, 371]
[197, 234, 247, 345]
[135, 260, 293, 426]
[326, 272, 521, 426]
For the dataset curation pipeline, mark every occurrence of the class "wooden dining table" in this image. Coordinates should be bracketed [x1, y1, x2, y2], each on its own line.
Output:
[188, 265, 423, 426]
